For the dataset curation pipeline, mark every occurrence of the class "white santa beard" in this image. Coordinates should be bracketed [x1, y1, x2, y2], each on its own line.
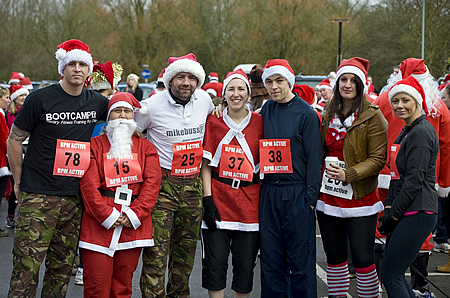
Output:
[105, 118, 137, 160]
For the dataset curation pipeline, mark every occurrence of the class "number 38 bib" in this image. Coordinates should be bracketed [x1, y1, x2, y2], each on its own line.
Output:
[171, 140, 203, 176]
[53, 139, 90, 178]
[259, 139, 293, 174]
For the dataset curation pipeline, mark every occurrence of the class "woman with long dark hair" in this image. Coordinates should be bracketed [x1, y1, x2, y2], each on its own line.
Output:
[317, 57, 388, 298]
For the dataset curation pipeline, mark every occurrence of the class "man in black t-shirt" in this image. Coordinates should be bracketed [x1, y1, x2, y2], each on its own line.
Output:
[7, 39, 108, 297]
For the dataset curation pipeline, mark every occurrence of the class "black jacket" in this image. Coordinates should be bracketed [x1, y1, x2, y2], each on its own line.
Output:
[386, 115, 439, 217]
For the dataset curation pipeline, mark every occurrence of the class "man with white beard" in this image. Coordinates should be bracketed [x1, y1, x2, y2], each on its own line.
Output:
[78, 91, 161, 297]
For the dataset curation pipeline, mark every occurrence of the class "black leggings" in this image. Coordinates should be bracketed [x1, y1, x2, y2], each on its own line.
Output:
[0, 175, 9, 206]
[8, 176, 17, 215]
[317, 211, 377, 268]
[381, 212, 437, 298]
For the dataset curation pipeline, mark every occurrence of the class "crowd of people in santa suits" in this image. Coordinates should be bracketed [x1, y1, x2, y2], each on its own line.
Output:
[1, 37, 450, 298]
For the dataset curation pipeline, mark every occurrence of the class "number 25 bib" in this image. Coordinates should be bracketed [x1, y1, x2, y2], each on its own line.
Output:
[259, 139, 293, 174]
[171, 140, 203, 176]
[53, 139, 90, 178]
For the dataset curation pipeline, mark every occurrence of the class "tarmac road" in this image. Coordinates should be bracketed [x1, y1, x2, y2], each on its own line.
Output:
[0, 201, 449, 297]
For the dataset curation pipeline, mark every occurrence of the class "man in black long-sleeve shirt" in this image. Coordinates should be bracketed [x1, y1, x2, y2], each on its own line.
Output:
[259, 59, 322, 298]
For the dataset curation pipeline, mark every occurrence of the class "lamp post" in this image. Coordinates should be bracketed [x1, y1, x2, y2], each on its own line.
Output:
[332, 19, 350, 68]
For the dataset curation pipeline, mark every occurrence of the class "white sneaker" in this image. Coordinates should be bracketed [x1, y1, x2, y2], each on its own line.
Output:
[74, 268, 83, 285]
[433, 242, 449, 253]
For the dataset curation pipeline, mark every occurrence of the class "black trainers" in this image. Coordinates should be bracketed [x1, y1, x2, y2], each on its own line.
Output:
[0, 228, 9, 237]
[5, 217, 16, 229]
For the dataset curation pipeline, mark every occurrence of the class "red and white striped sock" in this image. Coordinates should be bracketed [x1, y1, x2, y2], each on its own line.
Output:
[355, 264, 380, 298]
[327, 262, 350, 297]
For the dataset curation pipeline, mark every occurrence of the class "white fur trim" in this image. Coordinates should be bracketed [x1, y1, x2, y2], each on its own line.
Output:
[262, 65, 295, 90]
[206, 88, 217, 97]
[437, 185, 450, 198]
[55, 48, 93, 76]
[11, 88, 29, 101]
[79, 239, 154, 257]
[389, 84, 423, 109]
[92, 80, 112, 91]
[122, 206, 141, 229]
[203, 150, 213, 162]
[201, 220, 259, 231]
[336, 66, 366, 87]
[8, 79, 19, 84]
[315, 200, 384, 218]
[0, 166, 11, 177]
[222, 74, 251, 97]
[163, 58, 206, 89]
[107, 101, 134, 120]
[319, 84, 333, 91]
[378, 174, 391, 189]
[101, 208, 120, 229]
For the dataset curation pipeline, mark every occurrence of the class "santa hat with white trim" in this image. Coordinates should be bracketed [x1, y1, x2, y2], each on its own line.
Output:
[8, 72, 25, 84]
[318, 78, 333, 91]
[222, 69, 250, 97]
[91, 61, 123, 90]
[209, 72, 219, 82]
[9, 85, 29, 101]
[107, 92, 142, 120]
[389, 76, 428, 115]
[55, 39, 94, 76]
[261, 59, 295, 90]
[163, 53, 205, 89]
[19, 77, 33, 90]
[336, 57, 369, 92]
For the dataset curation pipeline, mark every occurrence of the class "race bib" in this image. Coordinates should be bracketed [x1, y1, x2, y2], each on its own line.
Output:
[320, 159, 353, 200]
[104, 153, 143, 187]
[53, 139, 90, 178]
[390, 144, 401, 180]
[171, 141, 203, 176]
[219, 144, 253, 182]
[259, 139, 293, 174]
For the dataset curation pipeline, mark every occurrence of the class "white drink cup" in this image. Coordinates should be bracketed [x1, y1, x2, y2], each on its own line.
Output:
[325, 156, 339, 170]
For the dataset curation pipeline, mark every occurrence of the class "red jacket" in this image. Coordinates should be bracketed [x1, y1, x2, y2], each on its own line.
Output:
[79, 134, 161, 256]
[0, 112, 10, 177]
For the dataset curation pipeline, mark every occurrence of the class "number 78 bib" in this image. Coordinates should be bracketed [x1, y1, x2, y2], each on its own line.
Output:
[53, 139, 90, 178]
[259, 139, 293, 174]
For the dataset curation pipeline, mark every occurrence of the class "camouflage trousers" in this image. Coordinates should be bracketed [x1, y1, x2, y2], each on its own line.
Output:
[8, 192, 81, 298]
[141, 176, 203, 298]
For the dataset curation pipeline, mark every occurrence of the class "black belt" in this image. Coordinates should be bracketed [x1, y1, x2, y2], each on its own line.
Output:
[100, 189, 138, 202]
[211, 171, 260, 189]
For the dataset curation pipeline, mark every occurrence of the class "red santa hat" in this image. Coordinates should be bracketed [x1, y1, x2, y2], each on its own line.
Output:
[261, 59, 295, 89]
[19, 77, 33, 90]
[157, 68, 166, 83]
[389, 76, 428, 115]
[318, 78, 333, 91]
[442, 74, 450, 85]
[209, 72, 219, 82]
[163, 53, 206, 89]
[336, 57, 369, 88]
[107, 92, 142, 120]
[400, 58, 429, 80]
[292, 84, 316, 106]
[91, 61, 123, 90]
[8, 72, 25, 84]
[9, 85, 29, 101]
[55, 39, 94, 76]
[222, 69, 250, 97]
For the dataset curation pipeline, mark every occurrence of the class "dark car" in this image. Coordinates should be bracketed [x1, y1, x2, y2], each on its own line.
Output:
[117, 81, 157, 100]
[295, 74, 327, 89]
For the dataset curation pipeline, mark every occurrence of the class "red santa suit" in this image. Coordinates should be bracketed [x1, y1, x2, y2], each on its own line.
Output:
[203, 81, 223, 97]
[0, 109, 10, 177]
[79, 134, 161, 297]
[202, 109, 263, 231]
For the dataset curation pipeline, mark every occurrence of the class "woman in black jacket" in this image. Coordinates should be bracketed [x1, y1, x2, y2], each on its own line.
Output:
[379, 76, 438, 297]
